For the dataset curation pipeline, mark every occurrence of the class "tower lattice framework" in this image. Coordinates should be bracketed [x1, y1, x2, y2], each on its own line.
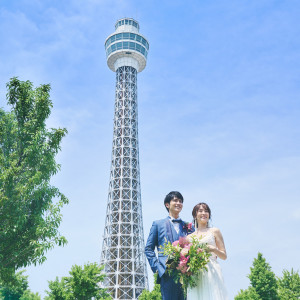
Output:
[101, 18, 149, 300]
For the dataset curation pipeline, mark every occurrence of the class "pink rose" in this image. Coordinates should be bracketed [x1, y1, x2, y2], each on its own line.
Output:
[178, 236, 189, 248]
[184, 243, 192, 249]
[177, 264, 188, 273]
[183, 222, 193, 232]
[172, 240, 179, 247]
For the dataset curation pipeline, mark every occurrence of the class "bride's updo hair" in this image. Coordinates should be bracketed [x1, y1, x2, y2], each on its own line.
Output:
[192, 203, 212, 228]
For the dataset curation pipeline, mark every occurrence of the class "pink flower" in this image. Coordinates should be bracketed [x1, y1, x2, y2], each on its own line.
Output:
[177, 264, 188, 273]
[179, 255, 189, 264]
[178, 236, 189, 248]
[184, 243, 192, 249]
[177, 255, 190, 273]
[197, 248, 203, 254]
[183, 222, 193, 232]
[172, 240, 179, 247]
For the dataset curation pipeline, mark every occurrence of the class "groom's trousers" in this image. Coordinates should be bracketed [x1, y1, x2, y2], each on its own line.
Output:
[160, 273, 185, 300]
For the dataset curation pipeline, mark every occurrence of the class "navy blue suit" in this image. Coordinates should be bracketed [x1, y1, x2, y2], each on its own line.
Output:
[145, 217, 193, 300]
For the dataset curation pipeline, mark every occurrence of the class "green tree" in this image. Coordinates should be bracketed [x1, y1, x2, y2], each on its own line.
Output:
[0, 270, 40, 300]
[234, 287, 260, 300]
[248, 253, 278, 300]
[235, 253, 279, 300]
[66, 263, 110, 300]
[0, 270, 28, 299]
[0, 78, 68, 280]
[19, 290, 41, 300]
[277, 269, 300, 300]
[139, 274, 162, 300]
[46, 263, 111, 300]
[44, 277, 69, 300]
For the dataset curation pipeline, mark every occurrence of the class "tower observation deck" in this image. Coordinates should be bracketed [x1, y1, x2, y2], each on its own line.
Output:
[100, 18, 149, 300]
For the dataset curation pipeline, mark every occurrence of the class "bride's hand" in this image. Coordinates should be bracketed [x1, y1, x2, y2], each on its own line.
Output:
[207, 245, 216, 252]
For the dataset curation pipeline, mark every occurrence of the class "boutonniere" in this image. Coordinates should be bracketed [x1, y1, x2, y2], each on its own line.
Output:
[183, 222, 193, 233]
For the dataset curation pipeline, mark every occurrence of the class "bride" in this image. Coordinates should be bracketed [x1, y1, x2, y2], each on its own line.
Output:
[187, 202, 228, 300]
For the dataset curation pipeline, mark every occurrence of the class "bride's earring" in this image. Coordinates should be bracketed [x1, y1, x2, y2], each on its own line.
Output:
[194, 218, 197, 230]
[207, 218, 212, 228]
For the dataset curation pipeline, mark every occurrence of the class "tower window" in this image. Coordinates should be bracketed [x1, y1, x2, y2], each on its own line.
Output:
[129, 42, 135, 50]
[116, 42, 122, 50]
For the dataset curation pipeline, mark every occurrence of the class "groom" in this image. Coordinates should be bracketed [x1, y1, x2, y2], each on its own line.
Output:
[145, 191, 193, 300]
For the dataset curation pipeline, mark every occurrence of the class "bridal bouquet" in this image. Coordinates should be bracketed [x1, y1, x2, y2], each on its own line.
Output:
[161, 235, 211, 294]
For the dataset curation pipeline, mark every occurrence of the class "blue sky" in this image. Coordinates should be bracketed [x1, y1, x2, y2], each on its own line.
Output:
[1, 0, 300, 298]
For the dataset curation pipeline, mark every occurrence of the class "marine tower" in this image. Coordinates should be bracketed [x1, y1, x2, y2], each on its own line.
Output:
[100, 18, 149, 299]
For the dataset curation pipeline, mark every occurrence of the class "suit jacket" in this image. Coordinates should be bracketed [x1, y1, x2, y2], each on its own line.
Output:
[144, 217, 194, 282]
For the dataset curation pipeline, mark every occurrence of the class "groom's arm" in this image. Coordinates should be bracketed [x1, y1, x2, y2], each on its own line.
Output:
[144, 221, 159, 274]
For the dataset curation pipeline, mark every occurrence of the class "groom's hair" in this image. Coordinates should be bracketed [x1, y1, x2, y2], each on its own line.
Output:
[164, 191, 184, 212]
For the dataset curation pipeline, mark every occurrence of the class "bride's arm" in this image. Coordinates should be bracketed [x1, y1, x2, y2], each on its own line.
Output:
[208, 228, 227, 260]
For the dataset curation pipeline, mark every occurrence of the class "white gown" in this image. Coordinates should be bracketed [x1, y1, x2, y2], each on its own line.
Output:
[187, 231, 228, 300]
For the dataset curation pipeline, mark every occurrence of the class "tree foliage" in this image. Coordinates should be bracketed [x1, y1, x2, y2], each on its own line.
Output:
[234, 253, 300, 299]
[139, 284, 162, 300]
[248, 253, 278, 300]
[234, 252, 278, 299]
[45, 263, 111, 300]
[0, 78, 68, 280]
[234, 287, 260, 300]
[0, 270, 41, 300]
[139, 274, 162, 300]
[20, 290, 41, 300]
[277, 269, 300, 300]
[0, 270, 28, 299]
[45, 277, 68, 300]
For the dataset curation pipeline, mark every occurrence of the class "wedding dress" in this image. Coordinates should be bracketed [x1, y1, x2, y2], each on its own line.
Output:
[187, 231, 228, 300]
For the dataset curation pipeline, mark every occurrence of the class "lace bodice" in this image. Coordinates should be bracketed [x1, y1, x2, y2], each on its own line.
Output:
[191, 231, 218, 261]
[198, 231, 216, 246]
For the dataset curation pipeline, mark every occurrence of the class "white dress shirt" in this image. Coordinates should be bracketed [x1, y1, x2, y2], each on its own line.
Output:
[169, 216, 181, 234]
